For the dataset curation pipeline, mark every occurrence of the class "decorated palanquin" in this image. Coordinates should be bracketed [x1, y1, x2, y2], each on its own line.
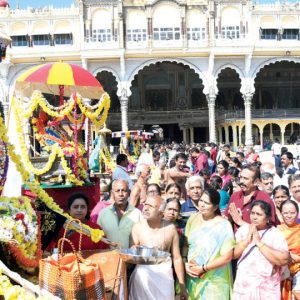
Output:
[13, 61, 110, 187]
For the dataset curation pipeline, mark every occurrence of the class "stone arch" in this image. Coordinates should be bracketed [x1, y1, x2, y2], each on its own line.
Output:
[32, 20, 50, 34]
[215, 66, 244, 110]
[151, 0, 181, 8]
[53, 20, 72, 34]
[251, 58, 300, 79]
[285, 122, 300, 144]
[262, 123, 281, 144]
[92, 67, 120, 89]
[10, 21, 28, 35]
[127, 58, 209, 95]
[214, 64, 249, 95]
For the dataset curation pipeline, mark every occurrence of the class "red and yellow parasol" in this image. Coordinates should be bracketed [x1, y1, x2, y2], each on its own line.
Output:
[15, 61, 105, 99]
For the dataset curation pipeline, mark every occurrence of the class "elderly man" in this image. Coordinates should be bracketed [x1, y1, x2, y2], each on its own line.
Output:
[259, 172, 274, 197]
[224, 165, 278, 231]
[181, 175, 204, 214]
[130, 164, 151, 208]
[97, 179, 142, 248]
[129, 195, 188, 300]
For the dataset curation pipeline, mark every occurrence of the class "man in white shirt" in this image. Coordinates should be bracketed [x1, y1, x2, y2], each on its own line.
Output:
[271, 138, 281, 168]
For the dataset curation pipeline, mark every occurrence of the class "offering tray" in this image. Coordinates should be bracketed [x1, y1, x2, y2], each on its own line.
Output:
[118, 246, 170, 265]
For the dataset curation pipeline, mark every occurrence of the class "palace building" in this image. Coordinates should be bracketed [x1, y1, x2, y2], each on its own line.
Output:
[0, 0, 300, 146]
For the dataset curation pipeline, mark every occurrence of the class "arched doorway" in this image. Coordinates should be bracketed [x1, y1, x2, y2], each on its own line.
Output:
[263, 123, 281, 147]
[285, 122, 300, 144]
[96, 71, 119, 131]
[216, 68, 244, 110]
[130, 61, 207, 143]
[253, 61, 300, 110]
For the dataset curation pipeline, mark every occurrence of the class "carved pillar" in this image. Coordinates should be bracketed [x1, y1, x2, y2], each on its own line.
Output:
[206, 94, 217, 143]
[270, 123, 273, 140]
[280, 125, 286, 145]
[259, 129, 263, 149]
[243, 93, 253, 146]
[189, 126, 194, 144]
[224, 125, 229, 144]
[238, 125, 242, 146]
[119, 94, 128, 131]
[218, 127, 222, 144]
[182, 127, 187, 143]
[232, 124, 238, 149]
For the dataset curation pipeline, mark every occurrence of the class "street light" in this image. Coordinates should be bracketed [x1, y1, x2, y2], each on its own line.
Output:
[0, 31, 11, 63]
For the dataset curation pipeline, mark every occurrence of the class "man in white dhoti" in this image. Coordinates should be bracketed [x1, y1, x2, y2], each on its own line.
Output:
[129, 195, 188, 300]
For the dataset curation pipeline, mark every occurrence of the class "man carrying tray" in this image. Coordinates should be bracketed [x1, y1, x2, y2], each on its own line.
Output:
[129, 195, 188, 300]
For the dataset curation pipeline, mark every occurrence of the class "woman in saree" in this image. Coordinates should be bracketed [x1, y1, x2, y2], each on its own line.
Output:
[278, 199, 300, 300]
[183, 187, 235, 300]
[233, 200, 290, 300]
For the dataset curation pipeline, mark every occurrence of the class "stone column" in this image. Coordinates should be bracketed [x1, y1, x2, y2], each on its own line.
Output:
[218, 127, 222, 144]
[182, 127, 187, 143]
[206, 94, 217, 143]
[243, 94, 253, 146]
[270, 123, 273, 140]
[260, 130, 263, 149]
[232, 125, 238, 149]
[280, 125, 286, 145]
[189, 127, 194, 144]
[119, 94, 128, 131]
[238, 125, 242, 146]
[224, 125, 229, 144]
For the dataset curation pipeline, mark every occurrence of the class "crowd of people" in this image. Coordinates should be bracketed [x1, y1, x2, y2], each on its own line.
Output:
[50, 142, 300, 300]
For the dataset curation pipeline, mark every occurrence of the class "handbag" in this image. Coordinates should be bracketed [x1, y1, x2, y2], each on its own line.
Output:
[39, 230, 106, 299]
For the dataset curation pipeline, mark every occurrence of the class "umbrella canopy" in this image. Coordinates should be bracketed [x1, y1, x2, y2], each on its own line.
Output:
[15, 61, 105, 99]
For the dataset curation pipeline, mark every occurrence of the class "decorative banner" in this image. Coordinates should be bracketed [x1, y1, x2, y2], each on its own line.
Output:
[112, 130, 154, 140]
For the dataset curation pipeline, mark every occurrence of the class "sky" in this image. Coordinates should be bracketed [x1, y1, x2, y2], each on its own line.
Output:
[9, 0, 300, 9]
[10, 0, 75, 9]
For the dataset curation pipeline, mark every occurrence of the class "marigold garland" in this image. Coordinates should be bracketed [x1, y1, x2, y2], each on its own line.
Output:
[0, 116, 104, 243]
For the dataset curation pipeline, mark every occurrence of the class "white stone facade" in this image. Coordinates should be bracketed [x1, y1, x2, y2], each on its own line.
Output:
[0, 0, 300, 145]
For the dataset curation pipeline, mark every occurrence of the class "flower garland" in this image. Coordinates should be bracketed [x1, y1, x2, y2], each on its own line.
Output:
[0, 268, 51, 299]
[16, 91, 110, 125]
[14, 107, 85, 186]
[0, 196, 42, 269]
[0, 116, 104, 243]
[99, 148, 116, 171]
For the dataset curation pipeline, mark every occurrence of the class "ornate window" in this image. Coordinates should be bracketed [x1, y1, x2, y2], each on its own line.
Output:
[127, 29, 146, 42]
[11, 35, 28, 47]
[92, 29, 112, 42]
[32, 34, 50, 46]
[282, 29, 299, 40]
[260, 29, 277, 40]
[221, 26, 240, 39]
[153, 27, 180, 40]
[54, 33, 73, 45]
[187, 28, 206, 40]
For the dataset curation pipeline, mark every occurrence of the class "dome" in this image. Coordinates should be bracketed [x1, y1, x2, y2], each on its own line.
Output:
[0, 0, 9, 7]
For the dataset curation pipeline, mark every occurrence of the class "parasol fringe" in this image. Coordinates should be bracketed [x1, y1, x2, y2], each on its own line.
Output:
[0, 259, 60, 299]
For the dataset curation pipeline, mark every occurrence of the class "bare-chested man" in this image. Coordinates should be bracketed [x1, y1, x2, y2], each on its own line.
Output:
[166, 152, 192, 199]
[130, 164, 150, 208]
[129, 195, 188, 300]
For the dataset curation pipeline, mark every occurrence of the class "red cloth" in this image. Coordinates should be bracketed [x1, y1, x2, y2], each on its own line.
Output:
[193, 152, 209, 175]
[224, 189, 278, 232]
[51, 220, 108, 252]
